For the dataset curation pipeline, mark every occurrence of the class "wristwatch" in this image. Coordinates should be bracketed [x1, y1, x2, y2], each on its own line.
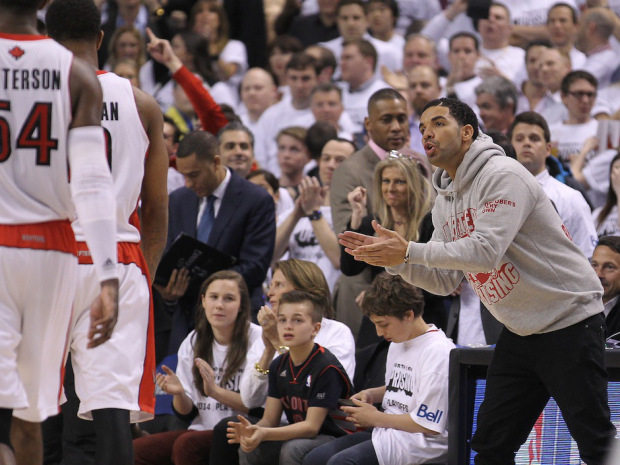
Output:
[307, 210, 323, 221]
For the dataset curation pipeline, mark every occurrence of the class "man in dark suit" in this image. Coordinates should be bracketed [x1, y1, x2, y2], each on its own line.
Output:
[330, 88, 408, 337]
[157, 130, 275, 349]
[591, 236, 620, 339]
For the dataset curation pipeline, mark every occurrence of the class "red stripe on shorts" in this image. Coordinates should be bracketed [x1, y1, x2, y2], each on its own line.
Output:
[0, 220, 77, 255]
[75, 241, 156, 415]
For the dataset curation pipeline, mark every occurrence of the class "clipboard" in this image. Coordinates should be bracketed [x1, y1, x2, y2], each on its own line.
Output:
[155, 233, 237, 293]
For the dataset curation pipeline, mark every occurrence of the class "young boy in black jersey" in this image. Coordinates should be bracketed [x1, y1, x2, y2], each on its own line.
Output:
[228, 290, 353, 465]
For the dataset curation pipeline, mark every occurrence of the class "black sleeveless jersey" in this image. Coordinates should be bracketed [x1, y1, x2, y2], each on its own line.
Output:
[268, 343, 353, 437]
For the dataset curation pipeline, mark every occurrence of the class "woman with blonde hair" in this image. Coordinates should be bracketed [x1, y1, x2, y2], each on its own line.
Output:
[104, 25, 146, 71]
[342, 153, 433, 346]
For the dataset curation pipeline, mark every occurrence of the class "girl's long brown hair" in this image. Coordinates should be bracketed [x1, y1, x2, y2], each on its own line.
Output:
[191, 270, 251, 396]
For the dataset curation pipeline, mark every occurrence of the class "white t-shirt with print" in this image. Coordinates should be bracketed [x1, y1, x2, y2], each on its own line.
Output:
[593, 205, 620, 238]
[277, 205, 340, 292]
[176, 324, 262, 430]
[372, 326, 455, 465]
[549, 119, 598, 164]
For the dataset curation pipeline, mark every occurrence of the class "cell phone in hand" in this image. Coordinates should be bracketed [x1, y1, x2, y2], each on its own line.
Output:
[338, 398, 356, 407]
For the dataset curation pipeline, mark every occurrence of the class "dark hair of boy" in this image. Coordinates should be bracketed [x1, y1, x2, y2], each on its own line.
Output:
[279, 290, 326, 323]
[361, 273, 424, 319]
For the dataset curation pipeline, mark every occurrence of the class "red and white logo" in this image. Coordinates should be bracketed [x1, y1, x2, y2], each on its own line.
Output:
[9, 46, 25, 60]
[466, 262, 521, 305]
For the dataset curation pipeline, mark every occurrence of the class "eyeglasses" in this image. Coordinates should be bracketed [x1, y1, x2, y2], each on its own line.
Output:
[566, 90, 597, 100]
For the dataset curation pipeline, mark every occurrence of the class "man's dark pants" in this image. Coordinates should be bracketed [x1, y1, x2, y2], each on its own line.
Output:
[472, 313, 616, 465]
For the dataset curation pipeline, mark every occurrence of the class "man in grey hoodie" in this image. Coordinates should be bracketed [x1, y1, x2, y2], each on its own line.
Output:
[339, 98, 615, 464]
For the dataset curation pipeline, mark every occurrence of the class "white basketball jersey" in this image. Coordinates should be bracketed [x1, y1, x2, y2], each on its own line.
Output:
[72, 71, 149, 243]
[0, 34, 73, 224]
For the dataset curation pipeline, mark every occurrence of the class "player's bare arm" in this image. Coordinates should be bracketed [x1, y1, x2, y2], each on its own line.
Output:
[68, 57, 119, 348]
[135, 86, 168, 281]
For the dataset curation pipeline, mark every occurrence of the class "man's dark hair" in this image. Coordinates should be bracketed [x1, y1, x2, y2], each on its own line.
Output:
[269, 34, 304, 55]
[422, 98, 480, 140]
[46, 0, 101, 42]
[343, 39, 378, 72]
[286, 52, 319, 75]
[507, 111, 551, 143]
[307, 46, 337, 74]
[361, 273, 424, 319]
[561, 70, 598, 94]
[449, 31, 479, 52]
[337, 0, 367, 15]
[548, 2, 579, 24]
[311, 82, 343, 99]
[305, 122, 338, 160]
[217, 121, 254, 148]
[597, 236, 620, 254]
[486, 130, 517, 159]
[369, 0, 399, 25]
[177, 130, 219, 162]
[525, 39, 552, 60]
[279, 290, 325, 323]
[246, 169, 279, 192]
[367, 88, 406, 114]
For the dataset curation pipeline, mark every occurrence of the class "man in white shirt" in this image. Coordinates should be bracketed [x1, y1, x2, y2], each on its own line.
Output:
[475, 75, 519, 133]
[367, 0, 405, 68]
[238, 68, 278, 137]
[509, 111, 597, 257]
[254, 53, 319, 175]
[320, 0, 401, 81]
[517, 42, 566, 125]
[476, 3, 526, 83]
[549, 70, 599, 167]
[339, 39, 391, 134]
[574, 7, 619, 89]
[407, 65, 442, 154]
[538, 47, 572, 97]
[546, 3, 587, 70]
[310, 82, 357, 138]
[402, 34, 440, 72]
[445, 32, 482, 111]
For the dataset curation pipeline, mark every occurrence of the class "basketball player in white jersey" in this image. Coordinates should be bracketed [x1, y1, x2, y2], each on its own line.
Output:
[44, 0, 168, 463]
[0, 0, 119, 464]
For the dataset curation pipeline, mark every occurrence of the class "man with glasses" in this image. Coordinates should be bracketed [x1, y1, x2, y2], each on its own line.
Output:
[549, 70, 599, 170]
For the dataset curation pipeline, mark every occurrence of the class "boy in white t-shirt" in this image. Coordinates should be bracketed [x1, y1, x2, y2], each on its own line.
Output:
[302, 273, 455, 465]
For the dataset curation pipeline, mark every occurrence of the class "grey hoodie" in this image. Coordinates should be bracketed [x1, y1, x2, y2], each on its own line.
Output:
[389, 134, 603, 336]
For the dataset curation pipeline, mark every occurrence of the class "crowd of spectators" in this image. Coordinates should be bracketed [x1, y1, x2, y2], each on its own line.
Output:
[38, 0, 620, 463]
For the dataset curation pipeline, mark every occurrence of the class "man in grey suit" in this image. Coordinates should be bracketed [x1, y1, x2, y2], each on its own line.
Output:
[330, 88, 408, 337]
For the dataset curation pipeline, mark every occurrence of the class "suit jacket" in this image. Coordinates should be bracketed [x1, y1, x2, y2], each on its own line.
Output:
[607, 299, 620, 339]
[330, 144, 380, 235]
[166, 170, 276, 314]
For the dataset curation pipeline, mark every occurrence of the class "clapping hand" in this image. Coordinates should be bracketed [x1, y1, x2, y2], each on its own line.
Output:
[195, 358, 216, 396]
[299, 176, 325, 215]
[339, 220, 409, 267]
[155, 365, 184, 396]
